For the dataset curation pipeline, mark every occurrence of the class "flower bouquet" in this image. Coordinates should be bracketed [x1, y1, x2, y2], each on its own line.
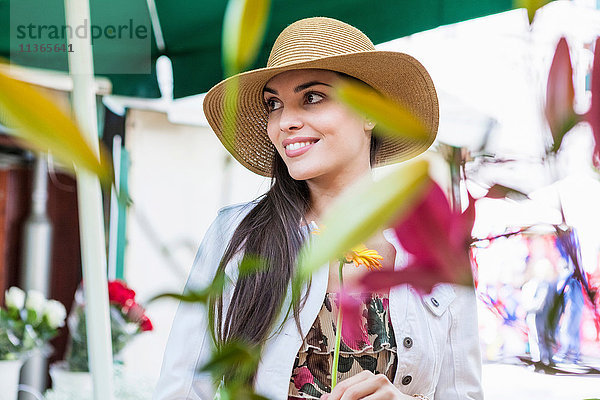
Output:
[63, 280, 153, 372]
[1, 286, 66, 361]
[1, 287, 66, 400]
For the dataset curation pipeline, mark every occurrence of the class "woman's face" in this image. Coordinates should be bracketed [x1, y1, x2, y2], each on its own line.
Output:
[263, 69, 373, 181]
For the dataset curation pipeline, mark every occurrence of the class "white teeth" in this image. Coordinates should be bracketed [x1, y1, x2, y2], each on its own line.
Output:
[286, 141, 315, 151]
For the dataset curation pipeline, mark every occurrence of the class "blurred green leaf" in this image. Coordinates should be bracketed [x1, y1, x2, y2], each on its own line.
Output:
[221, 72, 240, 151]
[218, 386, 270, 400]
[200, 340, 262, 385]
[149, 270, 226, 305]
[215, 384, 231, 400]
[151, 255, 269, 305]
[201, 341, 257, 373]
[0, 65, 114, 187]
[237, 391, 270, 400]
[297, 160, 431, 281]
[206, 336, 271, 399]
[222, 0, 271, 77]
[238, 254, 268, 278]
[514, 0, 552, 25]
[333, 79, 429, 141]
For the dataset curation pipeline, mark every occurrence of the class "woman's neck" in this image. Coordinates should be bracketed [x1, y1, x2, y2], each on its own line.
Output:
[305, 165, 373, 226]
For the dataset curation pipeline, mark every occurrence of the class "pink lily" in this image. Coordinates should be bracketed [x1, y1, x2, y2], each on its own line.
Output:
[337, 290, 368, 349]
[587, 37, 600, 167]
[358, 179, 475, 295]
[545, 37, 579, 153]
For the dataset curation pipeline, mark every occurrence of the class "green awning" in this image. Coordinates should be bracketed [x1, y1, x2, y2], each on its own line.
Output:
[0, 0, 513, 99]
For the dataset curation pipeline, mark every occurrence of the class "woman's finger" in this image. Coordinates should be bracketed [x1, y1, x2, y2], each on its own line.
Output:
[338, 374, 390, 400]
[361, 390, 403, 400]
[361, 383, 410, 400]
[325, 371, 375, 400]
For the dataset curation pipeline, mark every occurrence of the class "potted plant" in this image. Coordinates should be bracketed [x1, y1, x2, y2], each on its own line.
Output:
[1, 286, 66, 400]
[48, 280, 153, 398]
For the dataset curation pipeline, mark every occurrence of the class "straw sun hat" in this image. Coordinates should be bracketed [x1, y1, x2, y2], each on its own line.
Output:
[202, 16, 439, 177]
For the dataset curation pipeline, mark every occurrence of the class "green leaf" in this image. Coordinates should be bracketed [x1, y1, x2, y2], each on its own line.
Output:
[222, 0, 271, 77]
[26, 309, 38, 325]
[149, 270, 226, 305]
[513, 0, 553, 25]
[238, 254, 268, 278]
[296, 159, 431, 281]
[0, 65, 114, 187]
[333, 79, 429, 141]
[200, 340, 261, 385]
[228, 387, 270, 400]
[215, 383, 230, 400]
[216, 384, 271, 400]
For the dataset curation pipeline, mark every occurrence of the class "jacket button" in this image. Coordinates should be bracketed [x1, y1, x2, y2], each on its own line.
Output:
[403, 337, 413, 348]
[401, 375, 412, 385]
[431, 297, 439, 307]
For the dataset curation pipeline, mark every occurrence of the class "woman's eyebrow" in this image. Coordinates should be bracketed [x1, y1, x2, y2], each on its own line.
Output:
[263, 81, 332, 95]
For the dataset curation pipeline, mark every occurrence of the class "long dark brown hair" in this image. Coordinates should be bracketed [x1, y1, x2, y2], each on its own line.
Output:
[207, 72, 382, 384]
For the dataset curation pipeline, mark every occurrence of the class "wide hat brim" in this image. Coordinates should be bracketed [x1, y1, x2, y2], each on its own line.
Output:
[202, 50, 439, 177]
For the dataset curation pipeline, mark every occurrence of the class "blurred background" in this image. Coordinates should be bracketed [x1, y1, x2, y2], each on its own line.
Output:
[1, 0, 600, 399]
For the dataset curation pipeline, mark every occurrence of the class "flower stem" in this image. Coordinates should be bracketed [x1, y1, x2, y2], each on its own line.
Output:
[331, 260, 345, 390]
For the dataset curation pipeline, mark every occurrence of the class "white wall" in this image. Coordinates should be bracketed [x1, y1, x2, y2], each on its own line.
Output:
[121, 109, 268, 382]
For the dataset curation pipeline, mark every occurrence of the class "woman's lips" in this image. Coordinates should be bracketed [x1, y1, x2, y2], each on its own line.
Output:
[284, 140, 319, 158]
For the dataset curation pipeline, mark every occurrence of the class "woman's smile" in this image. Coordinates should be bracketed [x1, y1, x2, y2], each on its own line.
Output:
[283, 137, 321, 157]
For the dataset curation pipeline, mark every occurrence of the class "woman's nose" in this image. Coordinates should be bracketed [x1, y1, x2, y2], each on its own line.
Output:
[278, 105, 304, 133]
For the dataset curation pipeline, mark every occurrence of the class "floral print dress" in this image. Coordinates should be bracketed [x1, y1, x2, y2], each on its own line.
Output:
[288, 292, 397, 399]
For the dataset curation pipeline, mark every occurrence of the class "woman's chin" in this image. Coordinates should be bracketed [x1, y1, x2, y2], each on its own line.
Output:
[287, 165, 322, 181]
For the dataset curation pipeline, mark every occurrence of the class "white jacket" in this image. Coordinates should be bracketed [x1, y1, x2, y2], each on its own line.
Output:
[154, 200, 484, 400]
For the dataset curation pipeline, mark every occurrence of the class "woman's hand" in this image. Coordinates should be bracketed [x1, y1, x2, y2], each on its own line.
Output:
[319, 371, 413, 400]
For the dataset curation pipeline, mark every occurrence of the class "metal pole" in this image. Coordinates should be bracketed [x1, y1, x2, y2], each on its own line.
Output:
[19, 154, 53, 397]
[107, 135, 122, 281]
[64, 0, 114, 399]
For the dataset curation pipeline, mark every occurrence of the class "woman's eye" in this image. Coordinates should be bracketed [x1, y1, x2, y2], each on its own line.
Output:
[265, 98, 281, 112]
[305, 92, 324, 104]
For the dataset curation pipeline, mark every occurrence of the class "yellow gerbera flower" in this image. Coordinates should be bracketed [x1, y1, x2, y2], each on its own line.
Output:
[343, 244, 384, 271]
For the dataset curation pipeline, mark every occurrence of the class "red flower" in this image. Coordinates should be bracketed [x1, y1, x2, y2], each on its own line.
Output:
[545, 37, 579, 153]
[140, 315, 153, 332]
[358, 179, 475, 295]
[126, 302, 145, 321]
[586, 37, 600, 168]
[123, 301, 153, 331]
[108, 280, 136, 308]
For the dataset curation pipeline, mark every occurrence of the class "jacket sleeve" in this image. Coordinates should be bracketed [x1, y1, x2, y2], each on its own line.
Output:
[153, 210, 230, 400]
[434, 285, 484, 400]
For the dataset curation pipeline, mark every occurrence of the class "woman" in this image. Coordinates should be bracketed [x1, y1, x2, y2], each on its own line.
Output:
[155, 17, 483, 400]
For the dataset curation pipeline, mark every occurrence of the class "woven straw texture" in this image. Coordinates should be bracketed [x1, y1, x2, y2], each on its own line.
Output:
[203, 16, 439, 177]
